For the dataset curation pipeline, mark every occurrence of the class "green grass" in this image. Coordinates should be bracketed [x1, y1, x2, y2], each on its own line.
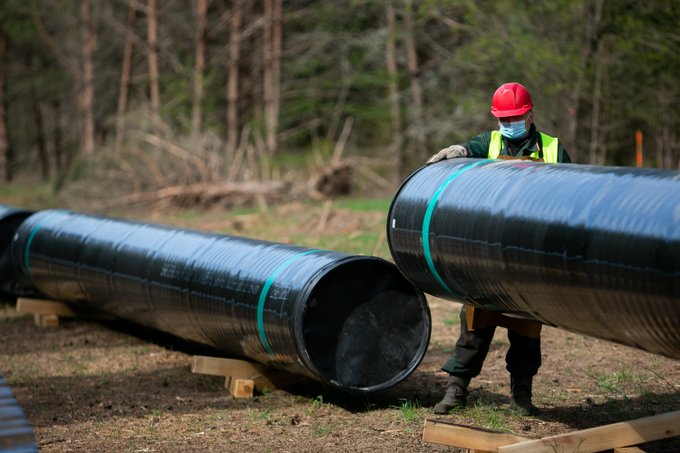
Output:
[0, 179, 65, 209]
[333, 197, 391, 212]
[393, 399, 424, 423]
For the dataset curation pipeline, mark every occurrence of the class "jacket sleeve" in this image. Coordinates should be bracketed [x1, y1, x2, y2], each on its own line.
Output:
[558, 144, 572, 163]
[463, 131, 492, 158]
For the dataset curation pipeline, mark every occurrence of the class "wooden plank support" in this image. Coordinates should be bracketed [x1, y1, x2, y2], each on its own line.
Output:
[15, 297, 112, 327]
[191, 355, 301, 398]
[422, 419, 529, 452]
[498, 410, 680, 453]
[614, 447, 648, 453]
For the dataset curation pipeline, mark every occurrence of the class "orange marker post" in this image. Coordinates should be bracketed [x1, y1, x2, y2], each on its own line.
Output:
[635, 129, 643, 167]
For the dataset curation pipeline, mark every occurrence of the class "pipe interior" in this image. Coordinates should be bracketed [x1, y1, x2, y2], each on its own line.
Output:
[301, 259, 429, 391]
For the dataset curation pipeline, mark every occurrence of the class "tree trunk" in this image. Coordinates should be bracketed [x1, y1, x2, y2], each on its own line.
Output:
[262, 0, 276, 154]
[115, 0, 137, 153]
[147, 0, 160, 116]
[226, 0, 242, 155]
[0, 31, 9, 182]
[566, 0, 604, 163]
[191, 0, 208, 142]
[385, 1, 403, 186]
[403, 0, 427, 160]
[80, 0, 97, 156]
[52, 101, 64, 172]
[588, 41, 603, 166]
[32, 102, 50, 180]
[272, 0, 281, 153]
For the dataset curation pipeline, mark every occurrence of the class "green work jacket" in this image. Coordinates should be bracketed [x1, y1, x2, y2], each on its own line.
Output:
[464, 124, 571, 163]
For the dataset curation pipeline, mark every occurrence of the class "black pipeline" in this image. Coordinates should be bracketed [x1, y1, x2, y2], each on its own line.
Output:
[12, 210, 430, 393]
[387, 158, 680, 360]
[0, 205, 35, 299]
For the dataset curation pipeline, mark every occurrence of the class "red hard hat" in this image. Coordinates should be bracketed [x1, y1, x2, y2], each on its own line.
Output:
[490, 82, 533, 118]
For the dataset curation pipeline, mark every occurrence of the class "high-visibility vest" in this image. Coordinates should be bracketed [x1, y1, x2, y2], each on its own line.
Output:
[488, 130, 559, 163]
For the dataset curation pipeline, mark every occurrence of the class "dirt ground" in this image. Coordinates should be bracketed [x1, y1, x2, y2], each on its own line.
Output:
[2, 296, 680, 453]
[1, 202, 680, 452]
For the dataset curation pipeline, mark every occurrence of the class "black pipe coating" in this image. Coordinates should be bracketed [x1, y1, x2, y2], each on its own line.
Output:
[387, 158, 680, 360]
[0, 205, 36, 299]
[12, 209, 431, 393]
[0, 373, 38, 453]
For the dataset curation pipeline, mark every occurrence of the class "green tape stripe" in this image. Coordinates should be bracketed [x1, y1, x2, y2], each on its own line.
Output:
[422, 160, 489, 295]
[257, 250, 320, 354]
[23, 210, 71, 279]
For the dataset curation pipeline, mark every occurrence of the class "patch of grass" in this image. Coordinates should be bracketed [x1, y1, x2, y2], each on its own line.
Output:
[393, 399, 423, 423]
[443, 314, 460, 326]
[307, 395, 324, 414]
[313, 425, 333, 436]
[247, 407, 273, 422]
[333, 198, 391, 212]
[467, 402, 517, 433]
[586, 365, 643, 395]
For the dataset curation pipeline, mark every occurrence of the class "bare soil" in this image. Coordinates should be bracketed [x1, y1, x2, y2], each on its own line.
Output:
[1, 203, 680, 452]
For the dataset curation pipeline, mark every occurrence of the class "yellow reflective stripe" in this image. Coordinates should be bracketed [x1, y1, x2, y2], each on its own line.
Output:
[488, 131, 559, 163]
[489, 131, 502, 159]
[539, 133, 559, 163]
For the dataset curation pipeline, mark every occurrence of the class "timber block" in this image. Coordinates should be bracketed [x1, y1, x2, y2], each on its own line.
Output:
[423, 419, 529, 451]
[16, 297, 112, 327]
[191, 355, 301, 398]
[498, 410, 680, 453]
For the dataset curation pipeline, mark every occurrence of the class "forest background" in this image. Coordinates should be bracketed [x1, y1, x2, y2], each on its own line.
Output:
[0, 0, 678, 206]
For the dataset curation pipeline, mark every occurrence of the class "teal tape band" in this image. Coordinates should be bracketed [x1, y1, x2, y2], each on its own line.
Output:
[23, 210, 70, 279]
[422, 160, 489, 295]
[257, 250, 320, 354]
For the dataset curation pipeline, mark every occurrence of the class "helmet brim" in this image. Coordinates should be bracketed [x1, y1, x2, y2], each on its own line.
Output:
[491, 105, 533, 118]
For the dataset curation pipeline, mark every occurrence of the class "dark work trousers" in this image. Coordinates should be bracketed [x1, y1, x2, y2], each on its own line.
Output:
[441, 305, 541, 379]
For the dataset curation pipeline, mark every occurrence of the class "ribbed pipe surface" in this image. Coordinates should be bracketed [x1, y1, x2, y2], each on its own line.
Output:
[0, 205, 35, 298]
[0, 374, 38, 453]
[12, 210, 431, 393]
[387, 158, 680, 360]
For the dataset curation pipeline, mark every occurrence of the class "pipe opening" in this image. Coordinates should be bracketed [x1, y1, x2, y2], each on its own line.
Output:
[300, 259, 430, 392]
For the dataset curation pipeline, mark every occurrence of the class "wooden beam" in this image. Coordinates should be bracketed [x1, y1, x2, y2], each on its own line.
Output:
[16, 297, 113, 325]
[16, 298, 78, 317]
[614, 447, 648, 453]
[226, 378, 255, 398]
[191, 356, 301, 397]
[498, 410, 680, 453]
[423, 419, 529, 451]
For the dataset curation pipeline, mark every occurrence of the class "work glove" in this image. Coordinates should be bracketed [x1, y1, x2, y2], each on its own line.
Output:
[426, 144, 468, 164]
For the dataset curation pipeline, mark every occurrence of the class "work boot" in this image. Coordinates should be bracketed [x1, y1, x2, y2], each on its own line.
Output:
[433, 376, 470, 414]
[510, 375, 539, 416]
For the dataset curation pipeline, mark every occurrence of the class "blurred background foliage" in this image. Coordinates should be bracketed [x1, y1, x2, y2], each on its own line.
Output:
[0, 0, 678, 206]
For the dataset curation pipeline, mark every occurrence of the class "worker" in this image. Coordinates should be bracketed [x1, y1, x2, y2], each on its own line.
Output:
[426, 82, 572, 415]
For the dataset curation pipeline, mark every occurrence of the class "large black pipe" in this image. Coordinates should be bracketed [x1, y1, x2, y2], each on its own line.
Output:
[387, 158, 680, 360]
[0, 373, 38, 453]
[12, 209, 430, 393]
[0, 205, 36, 299]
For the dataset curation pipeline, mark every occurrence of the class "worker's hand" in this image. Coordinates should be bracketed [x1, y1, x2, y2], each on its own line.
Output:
[426, 145, 468, 164]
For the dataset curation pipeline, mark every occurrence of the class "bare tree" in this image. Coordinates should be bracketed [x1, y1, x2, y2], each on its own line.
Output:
[262, 0, 281, 154]
[565, 0, 604, 163]
[226, 0, 242, 156]
[191, 0, 209, 142]
[403, 0, 427, 160]
[115, 0, 138, 153]
[147, 0, 160, 116]
[0, 30, 9, 182]
[589, 40, 603, 166]
[385, 0, 403, 186]
[80, 0, 97, 156]
[32, 101, 49, 179]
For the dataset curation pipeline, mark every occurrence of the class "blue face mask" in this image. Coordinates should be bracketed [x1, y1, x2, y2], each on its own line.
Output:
[499, 120, 528, 140]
